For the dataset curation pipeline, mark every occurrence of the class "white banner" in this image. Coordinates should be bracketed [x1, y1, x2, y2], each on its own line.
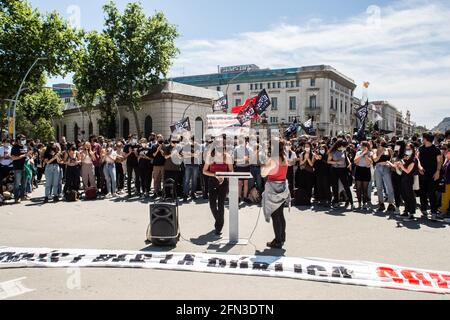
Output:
[1, 247, 449, 295]
[206, 114, 250, 137]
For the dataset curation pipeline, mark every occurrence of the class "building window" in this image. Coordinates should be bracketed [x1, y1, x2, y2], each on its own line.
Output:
[311, 78, 316, 87]
[236, 85, 240, 91]
[289, 97, 296, 111]
[277, 82, 281, 89]
[144, 116, 153, 138]
[235, 99, 242, 106]
[309, 96, 317, 109]
[340, 101, 343, 113]
[217, 86, 221, 92]
[63, 125, 67, 137]
[286, 81, 289, 88]
[330, 97, 334, 109]
[288, 116, 297, 123]
[195, 117, 204, 139]
[291, 81, 295, 88]
[296, 80, 300, 87]
[56, 125, 60, 140]
[335, 98, 338, 110]
[250, 84, 253, 91]
[270, 117, 278, 124]
[345, 102, 348, 114]
[267, 83, 271, 89]
[259, 83, 263, 90]
[271, 97, 278, 111]
[273, 82, 276, 89]
[88, 121, 93, 136]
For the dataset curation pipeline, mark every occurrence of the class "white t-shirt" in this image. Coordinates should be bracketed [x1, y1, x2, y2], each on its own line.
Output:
[0, 145, 13, 166]
[285, 150, 298, 167]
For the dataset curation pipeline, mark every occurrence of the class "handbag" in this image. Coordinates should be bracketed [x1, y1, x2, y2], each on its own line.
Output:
[413, 175, 420, 191]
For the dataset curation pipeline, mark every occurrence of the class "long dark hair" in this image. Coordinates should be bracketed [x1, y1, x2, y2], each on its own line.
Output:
[329, 140, 344, 154]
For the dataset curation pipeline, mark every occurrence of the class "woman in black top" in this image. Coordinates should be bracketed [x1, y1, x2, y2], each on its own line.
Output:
[314, 144, 331, 206]
[63, 144, 81, 195]
[297, 142, 315, 205]
[395, 143, 418, 221]
[43, 143, 63, 203]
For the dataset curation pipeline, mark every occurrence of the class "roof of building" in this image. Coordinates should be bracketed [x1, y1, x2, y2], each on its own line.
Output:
[171, 65, 356, 88]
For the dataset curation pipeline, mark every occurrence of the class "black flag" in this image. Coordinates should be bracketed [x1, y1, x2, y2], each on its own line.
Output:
[213, 95, 228, 112]
[285, 118, 300, 139]
[253, 89, 271, 114]
[170, 117, 191, 133]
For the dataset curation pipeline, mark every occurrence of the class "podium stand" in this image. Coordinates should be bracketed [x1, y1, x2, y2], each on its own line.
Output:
[215, 172, 253, 245]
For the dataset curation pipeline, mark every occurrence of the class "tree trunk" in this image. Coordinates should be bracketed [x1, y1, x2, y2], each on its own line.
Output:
[132, 107, 142, 138]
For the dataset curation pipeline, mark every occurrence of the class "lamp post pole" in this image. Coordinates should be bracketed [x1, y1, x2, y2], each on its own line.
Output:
[10, 57, 47, 140]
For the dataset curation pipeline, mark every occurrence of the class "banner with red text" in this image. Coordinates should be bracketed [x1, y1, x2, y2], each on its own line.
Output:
[0, 247, 449, 294]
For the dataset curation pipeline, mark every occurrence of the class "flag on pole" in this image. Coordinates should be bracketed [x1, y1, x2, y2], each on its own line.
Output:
[285, 118, 300, 139]
[232, 89, 271, 125]
[212, 95, 228, 112]
[170, 117, 191, 133]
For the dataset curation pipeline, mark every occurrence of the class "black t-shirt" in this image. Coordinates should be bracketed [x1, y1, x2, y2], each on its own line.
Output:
[124, 144, 139, 167]
[419, 145, 441, 178]
[151, 143, 166, 166]
[11, 144, 27, 170]
[44, 150, 59, 165]
[138, 146, 152, 167]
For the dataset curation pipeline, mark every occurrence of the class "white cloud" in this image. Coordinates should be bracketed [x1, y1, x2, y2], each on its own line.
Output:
[170, 0, 450, 129]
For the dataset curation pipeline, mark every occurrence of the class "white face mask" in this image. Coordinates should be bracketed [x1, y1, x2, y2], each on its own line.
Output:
[395, 146, 401, 152]
[131, 139, 137, 144]
[21, 140, 26, 146]
[305, 148, 311, 153]
[405, 150, 413, 157]
[320, 150, 326, 155]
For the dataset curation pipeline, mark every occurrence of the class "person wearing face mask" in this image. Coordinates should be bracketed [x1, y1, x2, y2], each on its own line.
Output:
[114, 142, 125, 194]
[151, 134, 166, 199]
[123, 135, 141, 198]
[164, 136, 183, 198]
[10, 135, 29, 203]
[395, 143, 419, 221]
[0, 139, 13, 197]
[389, 140, 406, 210]
[101, 142, 117, 198]
[285, 141, 297, 196]
[354, 142, 373, 210]
[372, 139, 396, 213]
[297, 142, 315, 205]
[138, 138, 153, 198]
[43, 142, 63, 203]
[328, 140, 354, 209]
[314, 144, 331, 206]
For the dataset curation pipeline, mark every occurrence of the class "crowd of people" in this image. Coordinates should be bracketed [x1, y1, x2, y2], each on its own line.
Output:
[1, 130, 450, 237]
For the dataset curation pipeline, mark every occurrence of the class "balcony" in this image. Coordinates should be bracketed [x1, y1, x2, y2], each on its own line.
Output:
[305, 106, 322, 117]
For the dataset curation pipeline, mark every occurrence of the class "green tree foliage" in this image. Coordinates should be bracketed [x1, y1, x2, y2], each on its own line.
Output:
[16, 88, 63, 140]
[0, 0, 81, 136]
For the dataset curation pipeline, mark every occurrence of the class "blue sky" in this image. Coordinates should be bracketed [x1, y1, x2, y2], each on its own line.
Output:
[28, 0, 450, 128]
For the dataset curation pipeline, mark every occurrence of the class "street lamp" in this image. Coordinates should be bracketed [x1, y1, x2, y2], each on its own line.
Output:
[9, 57, 47, 139]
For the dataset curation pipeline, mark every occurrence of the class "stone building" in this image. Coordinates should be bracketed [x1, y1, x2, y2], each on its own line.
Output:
[53, 81, 221, 141]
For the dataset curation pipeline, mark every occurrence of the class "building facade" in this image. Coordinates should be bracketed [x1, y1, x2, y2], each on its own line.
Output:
[172, 64, 357, 137]
[53, 81, 221, 141]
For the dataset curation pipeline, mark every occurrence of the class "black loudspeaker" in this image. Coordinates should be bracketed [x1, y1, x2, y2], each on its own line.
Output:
[149, 203, 179, 246]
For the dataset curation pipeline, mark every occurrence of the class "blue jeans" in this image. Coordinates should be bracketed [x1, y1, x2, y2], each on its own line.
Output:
[250, 165, 263, 193]
[374, 164, 394, 205]
[183, 164, 199, 197]
[45, 164, 61, 198]
[13, 169, 27, 200]
[103, 163, 116, 195]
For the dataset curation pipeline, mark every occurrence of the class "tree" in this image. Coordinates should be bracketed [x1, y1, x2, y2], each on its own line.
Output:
[103, 1, 179, 137]
[0, 0, 82, 133]
[16, 88, 64, 140]
[74, 31, 120, 138]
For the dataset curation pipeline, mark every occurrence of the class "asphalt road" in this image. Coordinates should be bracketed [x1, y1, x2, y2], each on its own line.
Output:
[1, 185, 449, 300]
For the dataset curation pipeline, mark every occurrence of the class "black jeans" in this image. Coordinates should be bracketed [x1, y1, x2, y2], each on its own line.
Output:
[94, 165, 105, 193]
[115, 163, 124, 191]
[299, 169, 314, 202]
[315, 171, 331, 203]
[208, 177, 228, 233]
[201, 165, 209, 198]
[401, 174, 416, 215]
[127, 165, 141, 195]
[391, 171, 403, 208]
[271, 205, 286, 244]
[287, 166, 294, 195]
[330, 167, 353, 204]
[139, 163, 153, 194]
[64, 165, 80, 193]
[419, 177, 438, 213]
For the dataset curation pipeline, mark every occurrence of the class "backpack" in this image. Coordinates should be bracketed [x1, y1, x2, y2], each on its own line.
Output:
[65, 190, 79, 202]
[85, 187, 97, 200]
